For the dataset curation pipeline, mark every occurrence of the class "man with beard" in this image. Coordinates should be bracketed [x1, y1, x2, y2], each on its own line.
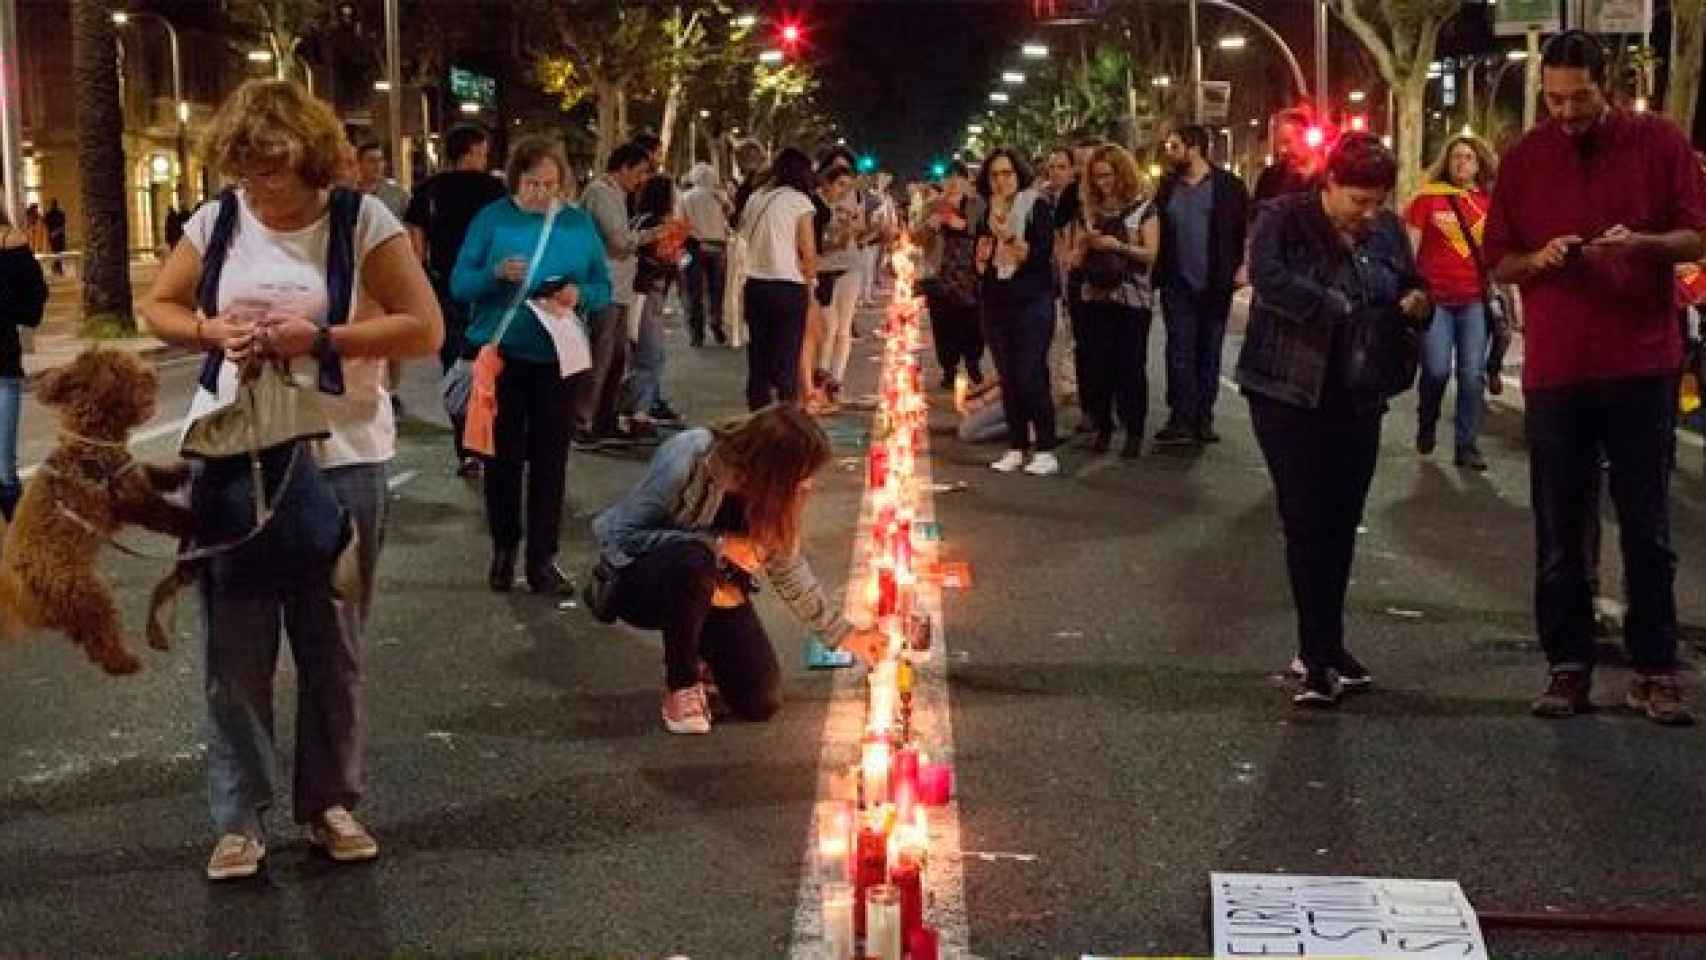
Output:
[1254, 109, 1319, 209]
[1487, 31, 1706, 725]
[1153, 125, 1250, 446]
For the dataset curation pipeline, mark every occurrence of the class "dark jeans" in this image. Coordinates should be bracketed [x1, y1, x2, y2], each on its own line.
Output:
[982, 296, 1057, 452]
[1526, 375, 1678, 673]
[744, 278, 809, 411]
[611, 540, 783, 721]
[1160, 285, 1235, 428]
[1078, 301, 1152, 437]
[573, 305, 629, 437]
[685, 240, 727, 344]
[486, 357, 582, 566]
[1249, 393, 1383, 673]
[434, 281, 470, 460]
[927, 294, 983, 384]
[1068, 295, 1090, 416]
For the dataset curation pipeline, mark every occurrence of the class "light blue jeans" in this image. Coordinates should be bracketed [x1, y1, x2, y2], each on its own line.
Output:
[0, 375, 21, 488]
[1417, 302, 1488, 453]
[624, 289, 668, 416]
[203, 462, 387, 837]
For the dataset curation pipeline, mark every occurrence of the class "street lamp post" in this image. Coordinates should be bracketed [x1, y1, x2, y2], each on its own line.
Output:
[113, 11, 189, 209]
[0, 0, 23, 227]
[1190, 0, 1310, 103]
[383, 0, 404, 190]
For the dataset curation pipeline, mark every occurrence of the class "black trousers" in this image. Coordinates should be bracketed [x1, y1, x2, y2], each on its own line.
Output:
[744, 278, 809, 411]
[612, 540, 783, 721]
[1078, 301, 1152, 437]
[1526, 375, 1678, 673]
[982, 296, 1058, 452]
[484, 358, 582, 565]
[1249, 393, 1383, 672]
[927, 293, 984, 384]
[433, 275, 470, 460]
[685, 240, 727, 343]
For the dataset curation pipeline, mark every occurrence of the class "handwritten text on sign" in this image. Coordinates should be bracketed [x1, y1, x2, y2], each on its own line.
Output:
[1209, 873, 1489, 958]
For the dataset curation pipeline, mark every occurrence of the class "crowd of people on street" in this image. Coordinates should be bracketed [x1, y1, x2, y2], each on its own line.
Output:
[2, 25, 1702, 882]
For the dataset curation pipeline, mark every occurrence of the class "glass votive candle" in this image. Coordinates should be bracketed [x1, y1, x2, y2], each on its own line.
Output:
[817, 800, 853, 882]
[821, 880, 855, 960]
[861, 737, 891, 805]
[864, 883, 902, 960]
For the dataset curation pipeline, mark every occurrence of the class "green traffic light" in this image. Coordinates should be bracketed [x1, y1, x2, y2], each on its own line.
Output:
[930, 162, 947, 179]
[857, 154, 877, 173]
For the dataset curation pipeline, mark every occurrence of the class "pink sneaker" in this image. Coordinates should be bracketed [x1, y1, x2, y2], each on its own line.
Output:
[662, 684, 712, 735]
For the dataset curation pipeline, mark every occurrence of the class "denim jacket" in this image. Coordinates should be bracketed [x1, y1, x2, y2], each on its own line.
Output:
[591, 429, 854, 647]
[1236, 190, 1423, 411]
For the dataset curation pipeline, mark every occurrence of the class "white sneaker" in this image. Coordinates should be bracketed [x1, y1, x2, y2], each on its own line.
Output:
[990, 450, 1025, 473]
[1023, 451, 1060, 476]
[662, 684, 712, 735]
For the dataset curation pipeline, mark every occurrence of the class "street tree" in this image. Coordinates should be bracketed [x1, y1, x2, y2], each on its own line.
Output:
[528, 0, 663, 172]
[224, 0, 329, 82]
[1670, 0, 1706, 137]
[71, 0, 133, 332]
[1328, 0, 1459, 200]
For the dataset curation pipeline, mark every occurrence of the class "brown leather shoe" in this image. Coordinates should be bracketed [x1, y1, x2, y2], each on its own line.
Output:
[1532, 669, 1592, 719]
[1627, 674, 1695, 726]
[309, 806, 378, 862]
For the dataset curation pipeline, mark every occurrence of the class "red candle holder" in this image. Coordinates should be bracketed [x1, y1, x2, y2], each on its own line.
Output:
[891, 854, 925, 945]
[854, 821, 888, 939]
[908, 926, 940, 960]
[917, 763, 953, 806]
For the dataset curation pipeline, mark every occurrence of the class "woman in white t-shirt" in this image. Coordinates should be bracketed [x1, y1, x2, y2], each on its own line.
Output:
[139, 79, 441, 882]
[736, 147, 818, 410]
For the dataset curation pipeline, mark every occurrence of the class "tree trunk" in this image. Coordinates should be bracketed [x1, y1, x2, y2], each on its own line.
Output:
[1668, 1, 1706, 138]
[659, 79, 683, 169]
[615, 87, 630, 146]
[72, 0, 134, 332]
[1395, 73, 1428, 203]
[592, 76, 621, 174]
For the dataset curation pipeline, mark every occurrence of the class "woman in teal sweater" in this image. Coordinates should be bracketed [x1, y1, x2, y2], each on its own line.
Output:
[452, 136, 613, 595]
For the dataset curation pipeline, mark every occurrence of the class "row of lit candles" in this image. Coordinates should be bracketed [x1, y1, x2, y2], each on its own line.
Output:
[817, 236, 951, 960]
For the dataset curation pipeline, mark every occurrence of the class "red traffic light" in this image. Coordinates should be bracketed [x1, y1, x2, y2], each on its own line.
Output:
[779, 20, 803, 47]
[1303, 125, 1326, 149]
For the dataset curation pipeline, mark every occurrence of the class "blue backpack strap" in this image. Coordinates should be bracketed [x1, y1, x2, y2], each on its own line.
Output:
[195, 190, 241, 393]
[317, 186, 363, 397]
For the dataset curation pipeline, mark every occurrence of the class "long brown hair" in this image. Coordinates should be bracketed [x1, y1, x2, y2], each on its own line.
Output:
[1424, 134, 1498, 191]
[709, 404, 832, 556]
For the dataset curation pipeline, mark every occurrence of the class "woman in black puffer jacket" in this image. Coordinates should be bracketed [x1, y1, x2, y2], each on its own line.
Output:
[1236, 133, 1431, 709]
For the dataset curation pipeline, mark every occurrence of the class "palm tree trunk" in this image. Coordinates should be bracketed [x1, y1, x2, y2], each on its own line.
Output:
[72, 0, 134, 332]
[1669, 1, 1706, 139]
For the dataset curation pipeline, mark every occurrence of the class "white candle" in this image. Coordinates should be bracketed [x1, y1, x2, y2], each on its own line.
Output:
[822, 881, 854, 960]
[817, 800, 853, 881]
[865, 883, 903, 960]
[862, 738, 891, 806]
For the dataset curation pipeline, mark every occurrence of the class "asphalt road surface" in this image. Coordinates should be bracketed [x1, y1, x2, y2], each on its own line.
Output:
[2, 299, 1703, 958]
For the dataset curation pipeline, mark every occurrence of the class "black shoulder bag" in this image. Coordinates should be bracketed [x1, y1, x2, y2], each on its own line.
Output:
[1339, 225, 1421, 399]
[1445, 193, 1512, 384]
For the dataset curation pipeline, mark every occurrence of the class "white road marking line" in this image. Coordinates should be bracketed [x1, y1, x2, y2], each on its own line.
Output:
[789, 336, 971, 958]
[387, 469, 420, 491]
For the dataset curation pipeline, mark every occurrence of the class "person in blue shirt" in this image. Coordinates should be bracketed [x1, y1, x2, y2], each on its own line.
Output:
[453, 135, 613, 596]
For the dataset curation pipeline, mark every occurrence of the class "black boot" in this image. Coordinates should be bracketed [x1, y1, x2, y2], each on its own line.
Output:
[489, 547, 517, 593]
[0, 482, 19, 522]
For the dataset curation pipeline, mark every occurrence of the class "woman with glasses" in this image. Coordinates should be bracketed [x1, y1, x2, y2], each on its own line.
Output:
[452, 135, 614, 595]
[975, 147, 1060, 476]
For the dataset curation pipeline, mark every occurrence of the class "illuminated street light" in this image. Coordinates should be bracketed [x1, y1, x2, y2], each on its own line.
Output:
[733, 13, 758, 29]
[1002, 71, 1026, 84]
[698, 108, 711, 118]
[1348, 90, 1366, 103]
[374, 80, 391, 92]
[459, 101, 481, 114]
[247, 49, 274, 63]
[967, 124, 984, 134]
[1506, 49, 1529, 61]
[110, 11, 130, 25]
[1022, 42, 1049, 59]
[988, 91, 1010, 103]
[1217, 35, 1246, 51]
[1151, 75, 1171, 88]
[758, 49, 784, 64]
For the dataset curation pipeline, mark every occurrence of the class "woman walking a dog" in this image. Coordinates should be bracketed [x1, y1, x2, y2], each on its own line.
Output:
[140, 79, 442, 880]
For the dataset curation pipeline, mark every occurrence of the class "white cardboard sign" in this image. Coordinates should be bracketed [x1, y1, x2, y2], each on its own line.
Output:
[1210, 873, 1489, 959]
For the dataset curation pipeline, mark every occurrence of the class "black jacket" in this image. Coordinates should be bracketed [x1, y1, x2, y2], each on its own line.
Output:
[1235, 190, 1423, 412]
[0, 242, 48, 379]
[1153, 165, 1250, 295]
[976, 189, 1055, 307]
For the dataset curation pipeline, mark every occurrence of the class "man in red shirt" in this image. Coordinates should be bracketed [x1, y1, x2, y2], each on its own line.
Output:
[1486, 30, 1706, 726]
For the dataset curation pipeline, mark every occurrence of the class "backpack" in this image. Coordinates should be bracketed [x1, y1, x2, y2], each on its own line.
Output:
[187, 187, 363, 587]
[195, 186, 362, 395]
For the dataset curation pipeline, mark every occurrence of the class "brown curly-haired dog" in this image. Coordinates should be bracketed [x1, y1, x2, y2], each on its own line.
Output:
[0, 349, 194, 674]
